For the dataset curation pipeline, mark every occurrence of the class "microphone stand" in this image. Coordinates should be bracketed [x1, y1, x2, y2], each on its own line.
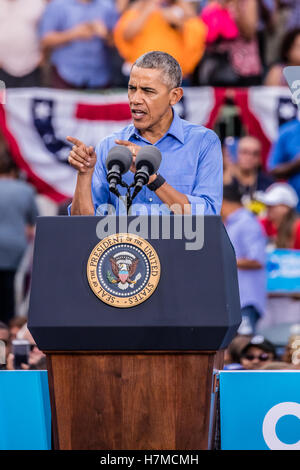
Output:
[108, 178, 145, 214]
[119, 180, 135, 214]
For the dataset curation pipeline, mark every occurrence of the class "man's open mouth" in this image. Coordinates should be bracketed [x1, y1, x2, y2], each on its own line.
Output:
[131, 109, 147, 119]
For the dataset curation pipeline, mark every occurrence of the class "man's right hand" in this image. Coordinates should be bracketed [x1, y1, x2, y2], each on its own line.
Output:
[67, 136, 97, 175]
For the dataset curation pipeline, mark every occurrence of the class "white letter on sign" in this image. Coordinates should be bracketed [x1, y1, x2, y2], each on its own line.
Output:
[262, 402, 300, 450]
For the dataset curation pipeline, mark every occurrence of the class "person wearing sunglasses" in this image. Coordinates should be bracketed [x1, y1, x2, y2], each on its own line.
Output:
[239, 335, 276, 370]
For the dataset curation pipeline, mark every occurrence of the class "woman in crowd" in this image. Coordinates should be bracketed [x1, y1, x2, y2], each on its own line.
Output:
[197, 0, 263, 86]
[264, 27, 300, 85]
[259, 182, 300, 249]
[239, 336, 277, 370]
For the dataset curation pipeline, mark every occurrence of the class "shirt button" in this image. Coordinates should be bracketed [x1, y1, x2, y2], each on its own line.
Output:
[149, 197, 153, 202]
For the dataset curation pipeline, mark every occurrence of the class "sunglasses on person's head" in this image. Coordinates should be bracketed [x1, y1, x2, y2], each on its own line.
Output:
[244, 352, 271, 361]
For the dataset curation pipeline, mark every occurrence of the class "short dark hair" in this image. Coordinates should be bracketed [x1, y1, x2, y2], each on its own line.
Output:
[280, 28, 300, 63]
[223, 179, 243, 203]
[132, 51, 182, 88]
[0, 321, 9, 331]
[0, 150, 17, 175]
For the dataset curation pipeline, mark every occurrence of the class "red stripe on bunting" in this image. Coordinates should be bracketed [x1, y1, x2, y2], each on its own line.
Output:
[205, 87, 226, 129]
[0, 104, 68, 203]
[75, 102, 131, 121]
[233, 89, 271, 168]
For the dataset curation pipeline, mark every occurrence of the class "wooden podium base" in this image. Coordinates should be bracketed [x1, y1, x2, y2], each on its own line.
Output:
[46, 351, 223, 450]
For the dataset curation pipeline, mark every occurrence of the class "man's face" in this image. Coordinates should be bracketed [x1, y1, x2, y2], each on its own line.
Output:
[237, 137, 261, 172]
[128, 66, 181, 134]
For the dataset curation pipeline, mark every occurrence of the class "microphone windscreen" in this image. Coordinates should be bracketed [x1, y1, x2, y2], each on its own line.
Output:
[135, 146, 162, 175]
[106, 145, 132, 174]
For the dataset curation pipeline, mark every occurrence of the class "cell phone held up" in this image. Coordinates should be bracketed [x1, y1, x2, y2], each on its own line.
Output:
[12, 339, 30, 370]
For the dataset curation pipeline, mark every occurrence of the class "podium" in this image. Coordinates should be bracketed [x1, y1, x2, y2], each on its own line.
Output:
[28, 215, 241, 450]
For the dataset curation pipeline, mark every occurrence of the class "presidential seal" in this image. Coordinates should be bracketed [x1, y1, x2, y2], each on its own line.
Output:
[87, 233, 161, 308]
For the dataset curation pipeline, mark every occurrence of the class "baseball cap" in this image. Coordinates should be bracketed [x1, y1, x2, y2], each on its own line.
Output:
[258, 183, 299, 208]
[240, 335, 276, 357]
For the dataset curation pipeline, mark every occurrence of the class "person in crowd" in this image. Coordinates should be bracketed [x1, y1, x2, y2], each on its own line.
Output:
[279, 0, 300, 32]
[259, 182, 300, 248]
[39, 0, 119, 89]
[6, 323, 46, 371]
[239, 335, 277, 369]
[8, 316, 28, 342]
[0, 151, 38, 325]
[197, 0, 263, 86]
[222, 180, 267, 335]
[0, 322, 10, 368]
[223, 136, 274, 213]
[113, 0, 207, 83]
[0, 0, 46, 87]
[267, 119, 300, 211]
[259, 361, 293, 369]
[256, 183, 300, 334]
[257, 0, 277, 68]
[282, 324, 300, 366]
[0, 322, 9, 345]
[223, 334, 252, 369]
[264, 27, 300, 85]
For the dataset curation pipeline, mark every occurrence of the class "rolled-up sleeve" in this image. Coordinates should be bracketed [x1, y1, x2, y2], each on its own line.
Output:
[186, 130, 223, 215]
[91, 140, 112, 215]
[68, 140, 111, 216]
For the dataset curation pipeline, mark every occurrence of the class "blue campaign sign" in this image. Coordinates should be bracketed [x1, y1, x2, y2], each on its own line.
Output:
[0, 371, 51, 450]
[220, 371, 300, 450]
[266, 249, 300, 293]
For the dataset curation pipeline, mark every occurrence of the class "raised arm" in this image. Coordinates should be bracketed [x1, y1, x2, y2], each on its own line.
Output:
[67, 137, 97, 216]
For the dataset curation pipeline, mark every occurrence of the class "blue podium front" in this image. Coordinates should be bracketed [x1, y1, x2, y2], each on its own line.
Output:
[0, 371, 51, 450]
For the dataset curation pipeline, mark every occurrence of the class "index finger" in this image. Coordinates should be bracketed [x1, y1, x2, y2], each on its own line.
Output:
[67, 136, 84, 147]
[115, 139, 132, 146]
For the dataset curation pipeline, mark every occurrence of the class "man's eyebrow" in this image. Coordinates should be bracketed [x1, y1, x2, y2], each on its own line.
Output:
[141, 87, 156, 92]
[128, 84, 156, 92]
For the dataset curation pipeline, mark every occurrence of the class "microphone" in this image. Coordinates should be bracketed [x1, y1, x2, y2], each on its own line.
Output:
[105, 145, 132, 196]
[132, 146, 162, 199]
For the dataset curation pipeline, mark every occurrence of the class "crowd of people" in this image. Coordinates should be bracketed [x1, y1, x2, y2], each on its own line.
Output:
[0, 0, 299, 89]
[0, 0, 300, 373]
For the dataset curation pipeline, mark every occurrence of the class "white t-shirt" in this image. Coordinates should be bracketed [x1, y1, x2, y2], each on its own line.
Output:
[0, 0, 46, 76]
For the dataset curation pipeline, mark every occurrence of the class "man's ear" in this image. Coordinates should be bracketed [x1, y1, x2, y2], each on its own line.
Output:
[169, 87, 184, 106]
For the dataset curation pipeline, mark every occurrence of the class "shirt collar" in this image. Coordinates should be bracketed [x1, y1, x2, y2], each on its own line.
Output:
[128, 109, 185, 144]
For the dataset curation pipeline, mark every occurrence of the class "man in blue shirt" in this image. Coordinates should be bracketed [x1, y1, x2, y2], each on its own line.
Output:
[222, 180, 267, 335]
[268, 118, 300, 212]
[68, 51, 223, 215]
[39, 0, 118, 88]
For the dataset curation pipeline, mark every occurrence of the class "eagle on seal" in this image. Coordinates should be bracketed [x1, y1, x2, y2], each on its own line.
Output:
[109, 257, 139, 284]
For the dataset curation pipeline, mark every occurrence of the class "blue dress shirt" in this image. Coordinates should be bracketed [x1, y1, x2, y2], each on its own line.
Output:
[91, 110, 223, 215]
[268, 119, 300, 211]
[225, 207, 267, 316]
[39, 0, 118, 88]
